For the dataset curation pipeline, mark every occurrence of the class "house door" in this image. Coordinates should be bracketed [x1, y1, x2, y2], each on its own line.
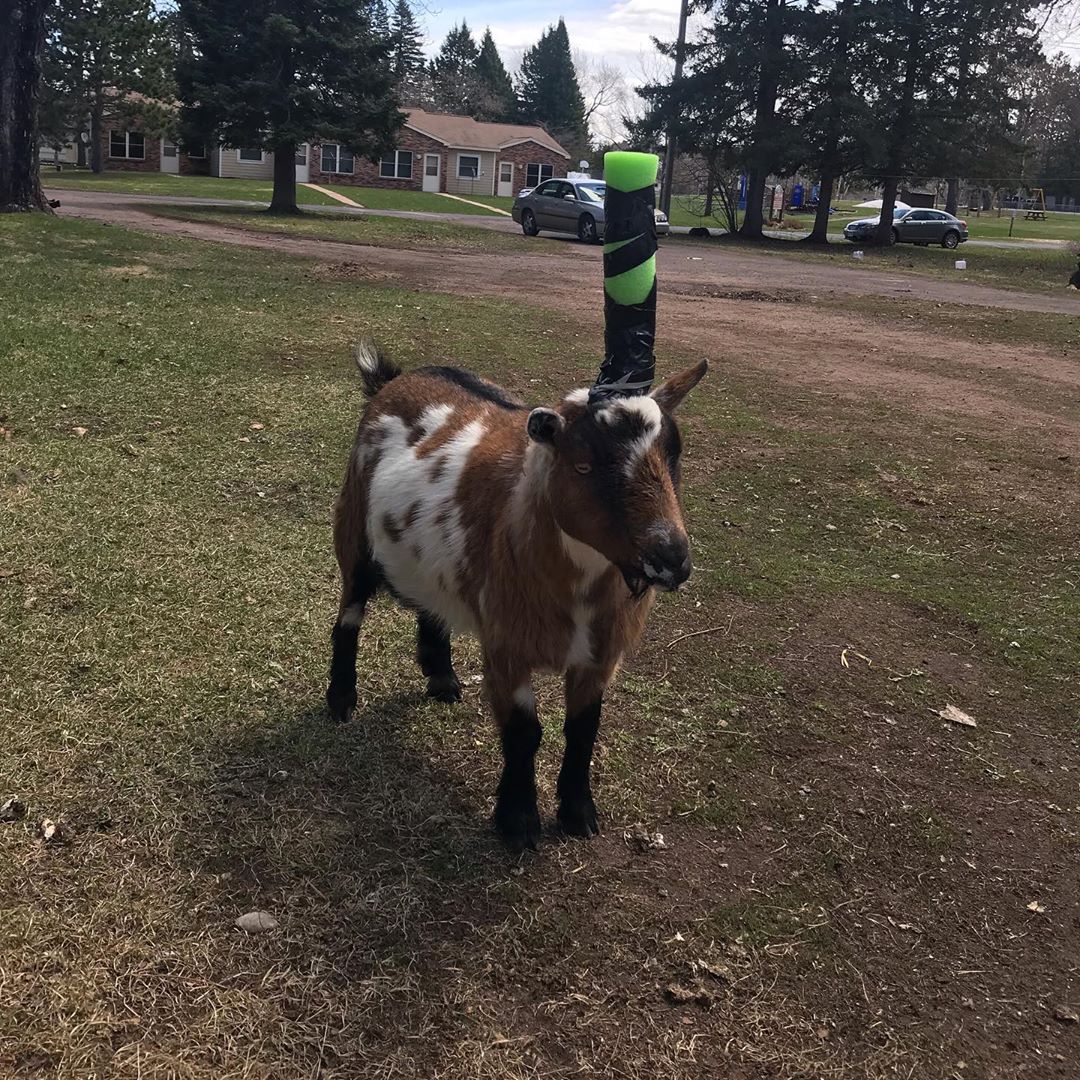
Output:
[497, 161, 514, 198]
[160, 139, 179, 173]
[422, 153, 441, 192]
[294, 144, 310, 183]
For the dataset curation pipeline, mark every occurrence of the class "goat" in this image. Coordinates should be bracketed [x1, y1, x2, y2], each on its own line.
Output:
[327, 344, 708, 851]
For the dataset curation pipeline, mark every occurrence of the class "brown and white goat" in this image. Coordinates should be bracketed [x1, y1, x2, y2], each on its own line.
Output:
[327, 344, 708, 850]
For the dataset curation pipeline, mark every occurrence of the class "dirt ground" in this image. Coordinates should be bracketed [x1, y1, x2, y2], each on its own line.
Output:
[4, 201, 1079, 1079]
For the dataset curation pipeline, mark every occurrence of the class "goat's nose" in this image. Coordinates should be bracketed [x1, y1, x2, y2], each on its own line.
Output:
[642, 532, 692, 590]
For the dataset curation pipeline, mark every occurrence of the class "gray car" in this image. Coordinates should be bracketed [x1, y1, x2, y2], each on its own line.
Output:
[843, 207, 969, 248]
[512, 178, 670, 242]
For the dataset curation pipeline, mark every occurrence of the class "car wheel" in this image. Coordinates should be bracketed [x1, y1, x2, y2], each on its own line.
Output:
[941, 230, 960, 249]
[890, 227, 899, 246]
[522, 210, 539, 237]
[578, 214, 598, 243]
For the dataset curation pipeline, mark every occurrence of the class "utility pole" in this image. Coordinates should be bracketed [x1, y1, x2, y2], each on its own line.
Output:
[659, 0, 689, 217]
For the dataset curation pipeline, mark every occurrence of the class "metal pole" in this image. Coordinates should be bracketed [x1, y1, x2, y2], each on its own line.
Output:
[659, 0, 690, 217]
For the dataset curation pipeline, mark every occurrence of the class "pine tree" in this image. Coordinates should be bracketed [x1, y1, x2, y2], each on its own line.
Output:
[388, 0, 426, 105]
[516, 19, 588, 156]
[431, 21, 478, 114]
[473, 28, 515, 121]
[42, 0, 175, 173]
[368, 0, 390, 44]
[177, 0, 401, 214]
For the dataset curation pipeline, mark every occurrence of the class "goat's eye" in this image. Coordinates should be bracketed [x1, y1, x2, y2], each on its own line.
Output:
[574, 462, 592, 475]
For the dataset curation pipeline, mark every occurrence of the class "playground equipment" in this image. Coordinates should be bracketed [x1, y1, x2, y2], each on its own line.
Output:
[1023, 187, 1047, 220]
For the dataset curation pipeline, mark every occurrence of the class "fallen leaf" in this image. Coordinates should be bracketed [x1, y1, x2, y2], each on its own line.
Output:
[940, 704, 977, 728]
[235, 910, 278, 933]
[72, 427, 88, 437]
[1026, 900, 1045, 914]
[120, 443, 139, 457]
[1053, 1004, 1078, 1024]
[250, 422, 265, 431]
[692, 959, 732, 982]
[665, 983, 714, 1007]
[0, 797, 27, 822]
[624, 823, 667, 851]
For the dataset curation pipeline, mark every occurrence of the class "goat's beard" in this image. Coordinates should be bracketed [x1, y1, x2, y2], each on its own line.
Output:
[620, 565, 650, 599]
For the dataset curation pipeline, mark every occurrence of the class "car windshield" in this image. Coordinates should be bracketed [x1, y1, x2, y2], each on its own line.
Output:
[577, 183, 604, 204]
[894, 207, 907, 219]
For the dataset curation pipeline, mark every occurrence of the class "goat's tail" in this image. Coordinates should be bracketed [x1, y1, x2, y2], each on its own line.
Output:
[354, 340, 402, 399]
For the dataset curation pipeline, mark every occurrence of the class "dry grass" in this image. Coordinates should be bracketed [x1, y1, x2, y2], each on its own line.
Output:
[2, 214, 1078, 1079]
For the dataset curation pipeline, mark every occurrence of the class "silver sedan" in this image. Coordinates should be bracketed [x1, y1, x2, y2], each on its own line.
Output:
[512, 178, 670, 242]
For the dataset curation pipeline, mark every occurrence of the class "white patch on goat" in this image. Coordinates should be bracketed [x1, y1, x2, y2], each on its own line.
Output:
[564, 387, 590, 406]
[594, 396, 664, 477]
[560, 531, 611, 586]
[366, 412, 485, 634]
[513, 684, 536, 711]
[340, 603, 365, 628]
[565, 603, 593, 667]
[416, 403, 454, 439]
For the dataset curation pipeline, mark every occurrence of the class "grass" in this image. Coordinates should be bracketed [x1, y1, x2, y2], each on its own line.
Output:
[2, 211, 1078, 1078]
[42, 167, 510, 216]
[671, 192, 1080, 243]
[144, 203, 549, 253]
[668, 229, 1076, 293]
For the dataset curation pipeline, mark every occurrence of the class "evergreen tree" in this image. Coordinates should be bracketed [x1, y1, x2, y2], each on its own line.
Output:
[177, 0, 401, 214]
[431, 21, 479, 114]
[516, 19, 588, 157]
[388, 0, 427, 105]
[42, 0, 176, 173]
[473, 28, 515, 121]
[367, 0, 390, 44]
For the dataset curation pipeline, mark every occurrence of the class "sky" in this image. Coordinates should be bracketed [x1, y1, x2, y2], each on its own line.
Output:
[417, 0, 1080, 139]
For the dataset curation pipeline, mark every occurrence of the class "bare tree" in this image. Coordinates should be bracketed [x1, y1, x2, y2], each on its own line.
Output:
[574, 48, 635, 145]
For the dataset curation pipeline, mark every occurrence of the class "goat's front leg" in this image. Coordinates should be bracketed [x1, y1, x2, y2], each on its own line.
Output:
[486, 657, 542, 852]
[557, 665, 615, 837]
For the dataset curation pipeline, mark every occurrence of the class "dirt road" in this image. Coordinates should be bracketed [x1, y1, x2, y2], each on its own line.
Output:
[56, 189, 1080, 456]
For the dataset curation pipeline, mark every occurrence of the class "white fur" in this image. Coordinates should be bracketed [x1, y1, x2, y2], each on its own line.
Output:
[560, 531, 611, 586]
[366, 412, 486, 634]
[594, 397, 664, 477]
[564, 387, 590, 405]
[340, 603, 365, 628]
[513, 685, 536, 711]
[565, 603, 593, 668]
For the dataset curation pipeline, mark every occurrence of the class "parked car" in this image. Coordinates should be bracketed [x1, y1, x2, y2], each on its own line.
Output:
[512, 178, 670, 242]
[843, 207, 969, 248]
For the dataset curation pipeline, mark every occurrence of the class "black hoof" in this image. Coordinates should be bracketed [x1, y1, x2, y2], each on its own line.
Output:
[425, 673, 462, 703]
[558, 795, 599, 838]
[326, 687, 356, 724]
[495, 801, 542, 853]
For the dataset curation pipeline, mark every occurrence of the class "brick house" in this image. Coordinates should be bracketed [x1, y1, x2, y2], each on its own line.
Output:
[307, 110, 571, 197]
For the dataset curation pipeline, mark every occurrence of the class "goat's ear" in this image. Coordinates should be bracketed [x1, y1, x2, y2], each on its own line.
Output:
[527, 407, 565, 444]
[651, 359, 709, 412]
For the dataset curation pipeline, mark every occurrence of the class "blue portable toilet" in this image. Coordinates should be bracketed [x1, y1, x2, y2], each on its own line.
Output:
[792, 183, 804, 208]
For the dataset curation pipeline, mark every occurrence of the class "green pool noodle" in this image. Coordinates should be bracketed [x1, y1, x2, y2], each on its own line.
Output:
[592, 151, 659, 400]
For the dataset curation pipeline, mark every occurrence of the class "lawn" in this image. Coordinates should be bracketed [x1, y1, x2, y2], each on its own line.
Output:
[144, 203, 547, 253]
[42, 168, 510, 216]
[667, 229, 1075, 293]
[2, 213, 1078, 1078]
[671, 192, 1080, 243]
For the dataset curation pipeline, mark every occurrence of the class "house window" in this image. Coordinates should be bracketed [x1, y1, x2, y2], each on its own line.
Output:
[526, 162, 554, 188]
[184, 142, 207, 159]
[237, 147, 263, 162]
[457, 154, 480, 179]
[379, 150, 413, 179]
[321, 144, 355, 174]
[109, 131, 145, 160]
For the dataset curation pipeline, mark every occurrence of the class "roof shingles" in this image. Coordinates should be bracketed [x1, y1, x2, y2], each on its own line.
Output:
[404, 109, 569, 158]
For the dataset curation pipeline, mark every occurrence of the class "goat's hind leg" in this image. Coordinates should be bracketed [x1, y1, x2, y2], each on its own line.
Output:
[416, 611, 461, 702]
[326, 552, 381, 724]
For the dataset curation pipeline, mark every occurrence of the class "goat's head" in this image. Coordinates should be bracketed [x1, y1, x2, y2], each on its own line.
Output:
[526, 360, 708, 596]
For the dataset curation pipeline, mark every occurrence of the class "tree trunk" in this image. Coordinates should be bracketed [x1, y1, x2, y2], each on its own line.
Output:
[739, 0, 784, 240]
[945, 176, 959, 216]
[0, 0, 51, 213]
[90, 104, 104, 173]
[875, 1, 922, 247]
[741, 169, 767, 238]
[268, 141, 299, 214]
[803, 168, 835, 244]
